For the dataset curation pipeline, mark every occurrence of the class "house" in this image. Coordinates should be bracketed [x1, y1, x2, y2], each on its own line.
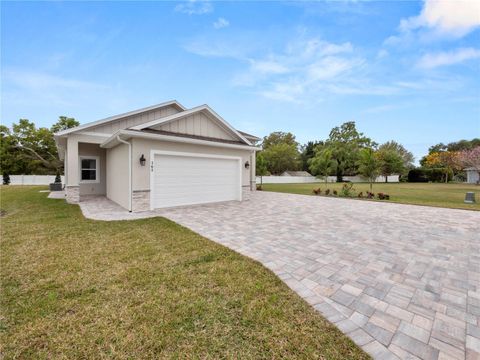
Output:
[465, 167, 480, 184]
[281, 171, 313, 177]
[54, 100, 261, 211]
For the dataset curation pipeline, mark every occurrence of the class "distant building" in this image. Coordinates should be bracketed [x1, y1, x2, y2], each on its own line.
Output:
[281, 171, 314, 177]
[465, 167, 480, 184]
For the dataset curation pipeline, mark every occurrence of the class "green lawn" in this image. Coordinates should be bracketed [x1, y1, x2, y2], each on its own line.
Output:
[0, 186, 368, 359]
[260, 182, 480, 211]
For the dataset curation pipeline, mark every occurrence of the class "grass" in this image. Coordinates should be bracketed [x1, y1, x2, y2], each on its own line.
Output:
[0, 186, 368, 359]
[260, 182, 480, 211]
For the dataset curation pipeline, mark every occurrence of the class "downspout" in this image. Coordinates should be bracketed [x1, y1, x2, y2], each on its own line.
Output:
[117, 136, 132, 212]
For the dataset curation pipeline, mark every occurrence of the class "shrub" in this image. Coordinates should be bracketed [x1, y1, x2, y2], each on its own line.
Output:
[340, 183, 355, 197]
[2, 172, 10, 185]
[332, 190, 338, 196]
[256, 185, 263, 191]
[408, 168, 453, 182]
[313, 188, 322, 195]
[54, 170, 62, 183]
[324, 189, 330, 195]
[366, 192, 374, 199]
[377, 193, 390, 200]
[357, 192, 364, 198]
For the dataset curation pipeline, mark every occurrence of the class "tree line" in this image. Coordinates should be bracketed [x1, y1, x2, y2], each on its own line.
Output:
[1, 117, 79, 176]
[256, 121, 479, 187]
[256, 121, 414, 188]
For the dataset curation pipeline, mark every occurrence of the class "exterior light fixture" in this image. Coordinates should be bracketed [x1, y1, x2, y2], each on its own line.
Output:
[139, 154, 146, 166]
[245, 161, 250, 169]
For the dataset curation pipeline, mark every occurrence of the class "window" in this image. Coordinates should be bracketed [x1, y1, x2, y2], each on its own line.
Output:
[79, 156, 99, 183]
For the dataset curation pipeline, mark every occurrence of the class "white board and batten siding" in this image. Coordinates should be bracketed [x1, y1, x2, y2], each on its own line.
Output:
[90, 105, 181, 134]
[150, 151, 242, 209]
[151, 111, 236, 141]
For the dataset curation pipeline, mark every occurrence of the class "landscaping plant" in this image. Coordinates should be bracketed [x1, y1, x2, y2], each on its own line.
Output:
[2, 172, 10, 185]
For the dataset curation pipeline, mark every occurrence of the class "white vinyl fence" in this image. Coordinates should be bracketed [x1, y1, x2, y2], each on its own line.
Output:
[8, 175, 65, 185]
[256, 175, 399, 184]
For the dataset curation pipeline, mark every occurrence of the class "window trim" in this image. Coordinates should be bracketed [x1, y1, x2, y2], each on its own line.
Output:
[79, 156, 100, 184]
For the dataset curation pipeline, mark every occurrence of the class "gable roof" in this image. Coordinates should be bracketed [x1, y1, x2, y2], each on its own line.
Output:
[129, 104, 252, 146]
[238, 130, 261, 142]
[54, 100, 186, 136]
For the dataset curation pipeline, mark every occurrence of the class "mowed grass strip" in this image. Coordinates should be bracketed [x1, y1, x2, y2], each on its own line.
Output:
[260, 182, 480, 211]
[0, 186, 369, 359]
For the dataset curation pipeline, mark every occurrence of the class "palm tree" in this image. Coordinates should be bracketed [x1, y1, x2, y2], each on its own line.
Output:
[357, 148, 380, 192]
[309, 148, 337, 188]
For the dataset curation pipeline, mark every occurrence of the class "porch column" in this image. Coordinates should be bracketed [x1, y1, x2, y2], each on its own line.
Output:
[250, 151, 256, 191]
[65, 137, 80, 203]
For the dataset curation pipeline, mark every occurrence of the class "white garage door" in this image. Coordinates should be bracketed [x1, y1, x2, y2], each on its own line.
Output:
[151, 152, 241, 209]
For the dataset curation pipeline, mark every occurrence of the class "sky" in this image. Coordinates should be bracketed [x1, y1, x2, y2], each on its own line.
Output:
[1, 0, 479, 162]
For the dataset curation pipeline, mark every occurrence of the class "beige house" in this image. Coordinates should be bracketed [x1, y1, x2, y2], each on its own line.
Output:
[54, 100, 260, 212]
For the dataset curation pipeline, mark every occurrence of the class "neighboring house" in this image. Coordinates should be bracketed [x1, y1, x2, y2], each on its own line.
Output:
[281, 171, 313, 177]
[465, 167, 480, 184]
[54, 100, 261, 211]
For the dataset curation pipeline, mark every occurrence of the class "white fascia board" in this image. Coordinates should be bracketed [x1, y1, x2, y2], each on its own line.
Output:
[54, 100, 186, 136]
[101, 130, 261, 151]
[129, 105, 252, 146]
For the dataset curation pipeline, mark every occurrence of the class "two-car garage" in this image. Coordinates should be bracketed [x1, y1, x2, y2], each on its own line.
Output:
[150, 151, 242, 209]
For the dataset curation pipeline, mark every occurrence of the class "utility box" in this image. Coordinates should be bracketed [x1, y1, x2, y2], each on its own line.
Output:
[464, 192, 476, 204]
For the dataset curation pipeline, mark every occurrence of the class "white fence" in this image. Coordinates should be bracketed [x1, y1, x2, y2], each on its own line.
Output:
[8, 175, 65, 185]
[256, 175, 399, 184]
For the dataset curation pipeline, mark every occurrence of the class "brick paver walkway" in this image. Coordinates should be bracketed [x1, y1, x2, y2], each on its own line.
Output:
[78, 192, 480, 360]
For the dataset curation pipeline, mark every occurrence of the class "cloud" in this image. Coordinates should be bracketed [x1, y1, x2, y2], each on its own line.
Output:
[417, 48, 480, 68]
[2, 68, 110, 108]
[213, 17, 229, 29]
[174, 0, 213, 15]
[399, 0, 480, 37]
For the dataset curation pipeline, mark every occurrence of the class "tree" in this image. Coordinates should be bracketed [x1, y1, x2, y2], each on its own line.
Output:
[458, 146, 480, 175]
[378, 141, 414, 171]
[51, 116, 79, 133]
[0, 116, 78, 175]
[255, 152, 268, 186]
[300, 141, 324, 172]
[377, 148, 404, 182]
[424, 151, 462, 183]
[422, 138, 480, 165]
[325, 121, 374, 182]
[262, 132, 298, 150]
[262, 143, 300, 175]
[357, 148, 380, 191]
[261, 131, 301, 175]
[308, 148, 336, 187]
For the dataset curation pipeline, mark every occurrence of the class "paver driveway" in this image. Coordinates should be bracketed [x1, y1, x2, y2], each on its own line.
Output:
[158, 191, 480, 360]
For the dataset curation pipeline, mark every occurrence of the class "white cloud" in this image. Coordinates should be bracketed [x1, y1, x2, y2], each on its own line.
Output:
[417, 47, 480, 68]
[399, 0, 480, 37]
[175, 0, 213, 15]
[213, 17, 229, 29]
[249, 60, 290, 74]
[2, 68, 110, 108]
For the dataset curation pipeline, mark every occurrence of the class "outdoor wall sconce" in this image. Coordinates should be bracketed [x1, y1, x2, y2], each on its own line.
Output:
[245, 161, 250, 169]
[139, 154, 146, 166]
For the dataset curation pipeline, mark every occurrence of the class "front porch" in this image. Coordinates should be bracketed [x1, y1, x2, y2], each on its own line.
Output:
[63, 140, 108, 204]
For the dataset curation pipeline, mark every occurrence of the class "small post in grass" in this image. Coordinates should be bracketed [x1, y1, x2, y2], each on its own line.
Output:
[464, 192, 476, 204]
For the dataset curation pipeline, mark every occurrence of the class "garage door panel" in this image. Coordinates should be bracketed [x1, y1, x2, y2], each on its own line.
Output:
[152, 153, 241, 209]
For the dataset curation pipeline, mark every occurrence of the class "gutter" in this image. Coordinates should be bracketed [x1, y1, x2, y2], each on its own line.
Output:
[116, 136, 132, 212]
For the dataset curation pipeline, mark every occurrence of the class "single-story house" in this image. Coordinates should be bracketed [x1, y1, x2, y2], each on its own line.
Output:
[54, 100, 261, 211]
[281, 171, 313, 177]
[465, 167, 480, 184]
